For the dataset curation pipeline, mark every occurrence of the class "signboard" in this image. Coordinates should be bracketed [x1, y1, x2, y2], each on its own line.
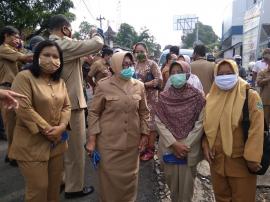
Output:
[173, 15, 198, 34]
[242, 2, 262, 68]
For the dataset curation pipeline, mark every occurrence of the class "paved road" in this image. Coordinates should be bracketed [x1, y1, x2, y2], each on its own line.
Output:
[0, 140, 158, 202]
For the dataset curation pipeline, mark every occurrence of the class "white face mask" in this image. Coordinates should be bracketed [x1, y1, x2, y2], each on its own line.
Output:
[215, 74, 238, 90]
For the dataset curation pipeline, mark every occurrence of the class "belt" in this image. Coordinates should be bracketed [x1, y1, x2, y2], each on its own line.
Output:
[0, 82, 12, 88]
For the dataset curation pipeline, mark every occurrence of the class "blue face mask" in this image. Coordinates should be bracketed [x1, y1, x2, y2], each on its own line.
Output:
[215, 74, 238, 90]
[120, 66, 135, 80]
[170, 73, 187, 88]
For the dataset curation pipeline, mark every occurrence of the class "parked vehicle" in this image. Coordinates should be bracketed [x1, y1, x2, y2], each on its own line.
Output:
[158, 48, 193, 68]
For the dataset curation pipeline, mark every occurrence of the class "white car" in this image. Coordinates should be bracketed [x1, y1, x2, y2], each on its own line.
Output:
[158, 48, 194, 68]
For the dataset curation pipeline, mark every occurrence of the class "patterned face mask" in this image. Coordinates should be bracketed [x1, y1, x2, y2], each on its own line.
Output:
[120, 66, 135, 80]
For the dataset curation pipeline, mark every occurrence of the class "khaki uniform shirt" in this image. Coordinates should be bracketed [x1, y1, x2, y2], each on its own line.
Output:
[88, 59, 112, 83]
[161, 65, 170, 88]
[206, 89, 264, 177]
[49, 34, 103, 110]
[257, 69, 270, 105]
[191, 58, 215, 95]
[88, 76, 150, 150]
[9, 70, 71, 161]
[0, 44, 24, 84]
[156, 109, 205, 167]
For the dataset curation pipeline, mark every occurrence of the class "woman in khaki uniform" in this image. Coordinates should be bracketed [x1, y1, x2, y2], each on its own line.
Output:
[86, 51, 150, 202]
[203, 60, 264, 202]
[0, 26, 32, 163]
[155, 61, 205, 202]
[9, 40, 71, 202]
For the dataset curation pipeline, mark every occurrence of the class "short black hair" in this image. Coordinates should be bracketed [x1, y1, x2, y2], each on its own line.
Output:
[169, 46, 179, 56]
[49, 14, 71, 31]
[0, 26, 19, 45]
[124, 52, 134, 64]
[29, 40, 63, 81]
[133, 42, 148, 53]
[194, 44, 206, 57]
[102, 47, 113, 58]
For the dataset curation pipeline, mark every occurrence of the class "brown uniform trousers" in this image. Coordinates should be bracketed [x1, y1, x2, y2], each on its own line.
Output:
[9, 71, 71, 202]
[49, 34, 103, 192]
[206, 89, 264, 202]
[156, 109, 205, 202]
[88, 75, 150, 202]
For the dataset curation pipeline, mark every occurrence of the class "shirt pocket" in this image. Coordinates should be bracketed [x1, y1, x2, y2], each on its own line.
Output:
[106, 96, 120, 101]
[231, 146, 244, 158]
[105, 96, 121, 111]
[132, 94, 142, 109]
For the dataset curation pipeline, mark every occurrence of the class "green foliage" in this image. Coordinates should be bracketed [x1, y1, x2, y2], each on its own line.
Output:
[0, 0, 75, 39]
[181, 22, 219, 51]
[73, 21, 95, 40]
[114, 23, 161, 59]
[114, 23, 137, 49]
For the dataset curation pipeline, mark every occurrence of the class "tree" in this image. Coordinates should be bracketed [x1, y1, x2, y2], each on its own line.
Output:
[114, 23, 161, 59]
[0, 0, 75, 39]
[181, 22, 219, 51]
[73, 21, 95, 40]
[114, 23, 138, 49]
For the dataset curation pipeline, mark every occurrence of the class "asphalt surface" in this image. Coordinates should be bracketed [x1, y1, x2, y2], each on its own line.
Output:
[0, 140, 158, 202]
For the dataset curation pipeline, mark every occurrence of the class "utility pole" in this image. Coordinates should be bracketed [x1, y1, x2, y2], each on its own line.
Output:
[96, 15, 105, 29]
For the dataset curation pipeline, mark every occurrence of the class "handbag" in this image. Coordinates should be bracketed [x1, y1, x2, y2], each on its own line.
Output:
[242, 89, 270, 175]
[144, 62, 162, 90]
[163, 153, 187, 165]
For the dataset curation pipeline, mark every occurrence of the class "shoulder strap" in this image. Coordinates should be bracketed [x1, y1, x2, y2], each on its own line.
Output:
[242, 89, 250, 143]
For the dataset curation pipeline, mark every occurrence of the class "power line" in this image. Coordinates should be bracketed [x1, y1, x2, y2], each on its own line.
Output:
[80, 0, 96, 21]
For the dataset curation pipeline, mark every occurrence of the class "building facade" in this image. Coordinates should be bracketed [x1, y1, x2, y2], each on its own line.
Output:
[242, 0, 270, 67]
[221, 0, 254, 59]
[221, 0, 270, 67]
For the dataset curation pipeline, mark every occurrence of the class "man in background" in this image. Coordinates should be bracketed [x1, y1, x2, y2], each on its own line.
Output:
[191, 44, 215, 95]
[49, 14, 103, 199]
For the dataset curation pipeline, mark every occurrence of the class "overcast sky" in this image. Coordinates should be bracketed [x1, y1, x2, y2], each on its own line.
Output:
[71, 0, 233, 48]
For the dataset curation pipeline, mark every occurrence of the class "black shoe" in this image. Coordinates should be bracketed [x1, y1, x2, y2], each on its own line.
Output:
[9, 160, 18, 167]
[60, 184, 65, 193]
[4, 155, 9, 163]
[64, 186, 94, 199]
[0, 133, 7, 141]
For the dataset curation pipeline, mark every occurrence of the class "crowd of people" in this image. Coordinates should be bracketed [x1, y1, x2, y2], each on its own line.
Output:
[0, 13, 269, 202]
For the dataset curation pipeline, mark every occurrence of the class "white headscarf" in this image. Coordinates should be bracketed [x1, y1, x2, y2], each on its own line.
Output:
[183, 55, 191, 64]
